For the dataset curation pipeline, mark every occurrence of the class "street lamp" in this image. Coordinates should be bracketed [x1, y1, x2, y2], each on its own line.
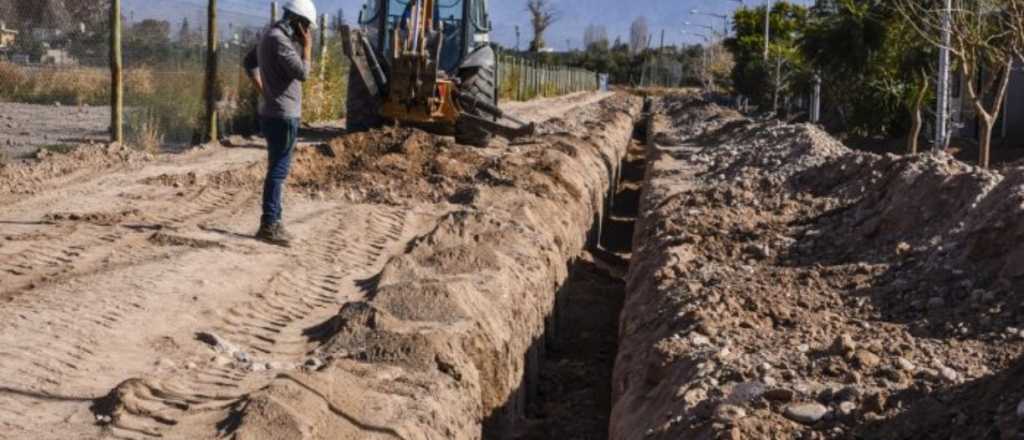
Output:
[684, 21, 718, 34]
[690, 9, 730, 36]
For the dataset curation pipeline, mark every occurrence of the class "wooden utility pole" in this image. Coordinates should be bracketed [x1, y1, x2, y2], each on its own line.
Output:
[205, 0, 219, 143]
[271, 1, 278, 22]
[110, 0, 123, 143]
[318, 14, 328, 82]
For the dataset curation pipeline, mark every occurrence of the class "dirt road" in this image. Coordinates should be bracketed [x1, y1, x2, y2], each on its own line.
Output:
[0, 102, 110, 159]
[0, 92, 640, 439]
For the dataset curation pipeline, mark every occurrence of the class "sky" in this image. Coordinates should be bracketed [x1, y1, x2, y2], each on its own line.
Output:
[126, 0, 815, 49]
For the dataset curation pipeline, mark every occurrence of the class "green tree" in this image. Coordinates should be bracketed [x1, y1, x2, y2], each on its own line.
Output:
[726, 2, 809, 110]
[800, 0, 934, 140]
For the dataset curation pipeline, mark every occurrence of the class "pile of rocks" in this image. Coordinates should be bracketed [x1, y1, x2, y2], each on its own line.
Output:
[610, 94, 1024, 440]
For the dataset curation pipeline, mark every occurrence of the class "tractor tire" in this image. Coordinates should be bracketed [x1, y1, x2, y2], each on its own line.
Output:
[455, 65, 498, 147]
[345, 67, 384, 133]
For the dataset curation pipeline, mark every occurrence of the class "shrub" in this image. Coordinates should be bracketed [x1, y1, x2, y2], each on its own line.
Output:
[302, 40, 348, 123]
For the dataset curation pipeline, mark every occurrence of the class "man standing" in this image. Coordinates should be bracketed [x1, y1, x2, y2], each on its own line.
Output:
[244, 0, 317, 247]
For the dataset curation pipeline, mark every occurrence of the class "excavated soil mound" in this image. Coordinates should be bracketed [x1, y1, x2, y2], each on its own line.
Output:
[611, 94, 1024, 440]
[218, 96, 641, 440]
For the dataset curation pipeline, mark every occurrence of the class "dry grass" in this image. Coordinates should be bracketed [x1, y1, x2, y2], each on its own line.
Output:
[0, 62, 159, 106]
[302, 40, 348, 122]
[127, 111, 165, 153]
[0, 56, 347, 149]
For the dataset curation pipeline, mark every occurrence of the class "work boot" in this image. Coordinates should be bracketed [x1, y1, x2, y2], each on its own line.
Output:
[256, 222, 293, 247]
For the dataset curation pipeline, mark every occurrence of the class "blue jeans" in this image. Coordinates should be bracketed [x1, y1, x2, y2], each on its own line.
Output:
[261, 117, 299, 226]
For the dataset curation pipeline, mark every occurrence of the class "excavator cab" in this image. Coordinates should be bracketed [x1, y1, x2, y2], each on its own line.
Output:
[342, 0, 534, 146]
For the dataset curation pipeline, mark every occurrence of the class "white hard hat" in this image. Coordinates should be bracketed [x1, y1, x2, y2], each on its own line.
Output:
[282, 0, 318, 29]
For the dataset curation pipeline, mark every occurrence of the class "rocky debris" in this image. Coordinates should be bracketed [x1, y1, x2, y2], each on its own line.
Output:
[784, 403, 829, 425]
[609, 93, 1024, 440]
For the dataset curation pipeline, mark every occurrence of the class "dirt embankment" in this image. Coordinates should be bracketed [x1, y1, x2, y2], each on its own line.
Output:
[0, 93, 640, 440]
[219, 97, 640, 439]
[611, 94, 1024, 439]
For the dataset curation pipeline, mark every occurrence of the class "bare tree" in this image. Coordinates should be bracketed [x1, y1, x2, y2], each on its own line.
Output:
[701, 43, 735, 92]
[895, 0, 1024, 168]
[629, 16, 649, 54]
[527, 0, 558, 52]
[584, 24, 609, 49]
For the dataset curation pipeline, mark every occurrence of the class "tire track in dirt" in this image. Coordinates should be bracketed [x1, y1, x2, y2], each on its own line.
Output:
[0, 185, 260, 301]
[0, 202, 426, 439]
[92, 205, 419, 439]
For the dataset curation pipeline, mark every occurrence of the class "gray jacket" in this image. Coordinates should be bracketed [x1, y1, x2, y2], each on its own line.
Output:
[244, 22, 310, 119]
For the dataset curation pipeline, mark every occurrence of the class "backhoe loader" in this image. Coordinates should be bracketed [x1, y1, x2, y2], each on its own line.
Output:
[341, 0, 535, 146]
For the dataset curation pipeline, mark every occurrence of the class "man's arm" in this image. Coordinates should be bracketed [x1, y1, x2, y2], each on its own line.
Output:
[243, 46, 264, 94]
[272, 29, 311, 82]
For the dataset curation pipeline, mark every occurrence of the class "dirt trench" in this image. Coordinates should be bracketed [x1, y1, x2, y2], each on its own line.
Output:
[0, 92, 641, 439]
[514, 128, 649, 440]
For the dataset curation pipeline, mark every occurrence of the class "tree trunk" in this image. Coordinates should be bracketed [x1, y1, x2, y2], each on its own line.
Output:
[907, 76, 928, 154]
[979, 116, 993, 169]
[908, 108, 923, 154]
[109, 0, 122, 143]
[205, 0, 219, 143]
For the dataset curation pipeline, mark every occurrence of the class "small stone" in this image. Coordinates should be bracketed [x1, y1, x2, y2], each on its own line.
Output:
[764, 388, 796, 402]
[853, 350, 881, 369]
[783, 402, 829, 424]
[797, 344, 810, 353]
[896, 242, 912, 255]
[185, 362, 198, 370]
[834, 386, 861, 403]
[745, 243, 770, 259]
[896, 357, 916, 371]
[833, 334, 856, 355]
[213, 356, 231, 367]
[304, 357, 324, 370]
[234, 351, 252, 364]
[681, 387, 708, 408]
[940, 367, 959, 382]
[714, 404, 748, 424]
[928, 297, 946, 309]
[838, 401, 857, 416]
[691, 333, 711, 346]
[729, 382, 766, 403]
[864, 392, 887, 413]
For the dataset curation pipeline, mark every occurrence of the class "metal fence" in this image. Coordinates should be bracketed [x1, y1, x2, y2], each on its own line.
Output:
[496, 52, 600, 102]
[0, 1, 343, 151]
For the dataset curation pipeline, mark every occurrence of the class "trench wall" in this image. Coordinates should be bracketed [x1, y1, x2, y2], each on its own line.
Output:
[232, 95, 642, 439]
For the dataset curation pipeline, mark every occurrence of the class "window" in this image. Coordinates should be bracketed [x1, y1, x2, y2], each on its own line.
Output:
[360, 0, 381, 25]
[471, 0, 489, 31]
